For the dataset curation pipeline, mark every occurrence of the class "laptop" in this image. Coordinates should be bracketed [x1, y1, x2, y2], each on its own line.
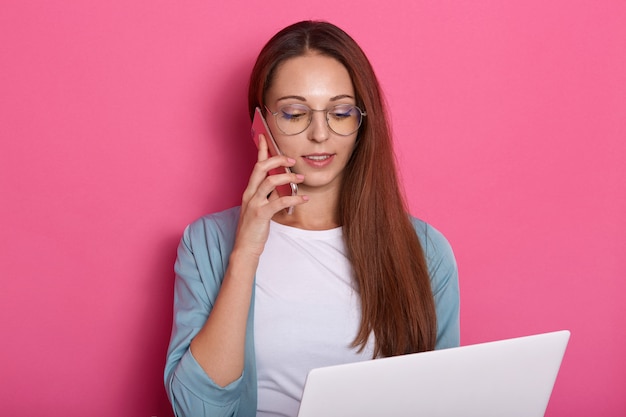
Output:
[297, 330, 570, 417]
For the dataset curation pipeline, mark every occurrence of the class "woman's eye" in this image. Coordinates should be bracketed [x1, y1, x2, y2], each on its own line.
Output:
[330, 107, 354, 120]
[281, 108, 308, 120]
[331, 111, 350, 119]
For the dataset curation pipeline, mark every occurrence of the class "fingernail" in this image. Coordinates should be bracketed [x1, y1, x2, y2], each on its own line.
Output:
[296, 174, 305, 180]
[302, 195, 310, 201]
[287, 158, 296, 163]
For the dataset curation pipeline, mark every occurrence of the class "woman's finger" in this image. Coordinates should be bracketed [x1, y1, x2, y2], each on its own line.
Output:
[257, 133, 269, 161]
[243, 155, 296, 202]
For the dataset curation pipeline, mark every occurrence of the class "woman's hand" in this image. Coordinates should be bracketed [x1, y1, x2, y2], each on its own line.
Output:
[234, 134, 308, 259]
[188, 135, 307, 387]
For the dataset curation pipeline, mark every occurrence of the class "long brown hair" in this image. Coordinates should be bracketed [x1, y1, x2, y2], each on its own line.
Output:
[248, 21, 437, 357]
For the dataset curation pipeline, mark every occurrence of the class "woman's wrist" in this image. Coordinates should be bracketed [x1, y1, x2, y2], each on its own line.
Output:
[225, 247, 260, 284]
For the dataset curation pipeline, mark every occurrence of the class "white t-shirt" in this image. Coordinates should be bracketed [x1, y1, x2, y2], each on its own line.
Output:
[254, 220, 374, 417]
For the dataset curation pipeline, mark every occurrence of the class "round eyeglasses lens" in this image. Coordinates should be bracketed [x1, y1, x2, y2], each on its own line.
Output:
[275, 104, 365, 136]
[327, 104, 364, 135]
[275, 104, 310, 135]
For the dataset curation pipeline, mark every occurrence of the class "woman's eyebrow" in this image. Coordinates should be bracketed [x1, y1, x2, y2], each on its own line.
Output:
[329, 94, 355, 101]
[275, 94, 355, 103]
[276, 95, 307, 102]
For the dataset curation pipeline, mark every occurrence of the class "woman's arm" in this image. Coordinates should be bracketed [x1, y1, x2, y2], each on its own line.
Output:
[188, 137, 306, 387]
[164, 137, 307, 416]
[165, 219, 246, 416]
[413, 219, 461, 349]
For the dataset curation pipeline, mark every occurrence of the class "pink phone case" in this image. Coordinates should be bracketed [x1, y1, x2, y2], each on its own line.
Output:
[251, 107, 298, 203]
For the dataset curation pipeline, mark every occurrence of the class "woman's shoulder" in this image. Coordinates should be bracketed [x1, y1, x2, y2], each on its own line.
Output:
[181, 206, 241, 249]
[409, 215, 459, 313]
[408, 215, 456, 264]
[187, 206, 240, 231]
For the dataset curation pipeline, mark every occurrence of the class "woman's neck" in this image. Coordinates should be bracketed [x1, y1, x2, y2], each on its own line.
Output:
[272, 187, 340, 230]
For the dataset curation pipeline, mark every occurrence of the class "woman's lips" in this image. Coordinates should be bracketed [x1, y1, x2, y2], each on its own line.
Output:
[302, 153, 335, 168]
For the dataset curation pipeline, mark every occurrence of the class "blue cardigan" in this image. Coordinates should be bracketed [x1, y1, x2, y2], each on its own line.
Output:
[164, 206, 460, 417]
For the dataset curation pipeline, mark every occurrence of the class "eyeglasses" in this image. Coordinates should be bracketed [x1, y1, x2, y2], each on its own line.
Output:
[266, 103, 367, 136]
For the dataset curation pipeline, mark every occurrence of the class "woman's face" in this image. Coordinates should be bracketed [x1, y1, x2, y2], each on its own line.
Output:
[264, 53, 358, 196]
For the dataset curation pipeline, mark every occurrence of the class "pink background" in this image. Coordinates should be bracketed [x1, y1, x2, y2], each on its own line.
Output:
[1, 1, 624, 416]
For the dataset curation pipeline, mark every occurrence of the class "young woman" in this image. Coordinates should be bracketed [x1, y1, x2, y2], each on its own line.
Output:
[164, 20, 460, 417]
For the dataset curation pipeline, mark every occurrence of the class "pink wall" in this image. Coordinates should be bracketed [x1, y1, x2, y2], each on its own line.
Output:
[1, 1, 624, 416]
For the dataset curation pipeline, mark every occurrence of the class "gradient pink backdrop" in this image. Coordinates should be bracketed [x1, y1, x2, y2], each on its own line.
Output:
[1, 1, 624, 416]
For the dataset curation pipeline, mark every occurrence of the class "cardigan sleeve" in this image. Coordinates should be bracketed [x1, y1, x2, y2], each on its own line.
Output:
[416, 220, 461, 349]
[164, 212, 246, 417]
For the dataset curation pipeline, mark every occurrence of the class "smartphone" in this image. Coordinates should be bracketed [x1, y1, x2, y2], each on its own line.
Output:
[251, 107, 298, 210]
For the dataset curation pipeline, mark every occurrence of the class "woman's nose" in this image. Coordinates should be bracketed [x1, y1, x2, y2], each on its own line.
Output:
[307, 111, 330, 142]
